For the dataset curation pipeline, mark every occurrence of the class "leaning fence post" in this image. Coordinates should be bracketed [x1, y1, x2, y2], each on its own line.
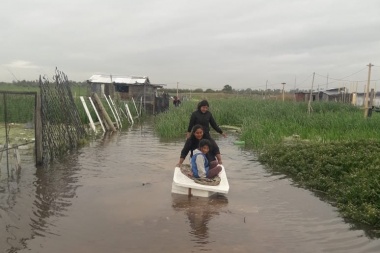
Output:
[89, 97, 106, 133]
[80, 96, 97, 133]
[91, 93, 117, 132]
[125, 103, 134, 124]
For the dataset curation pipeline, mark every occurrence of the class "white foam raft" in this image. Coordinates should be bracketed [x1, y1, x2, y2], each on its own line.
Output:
[171, 165, 230, 197]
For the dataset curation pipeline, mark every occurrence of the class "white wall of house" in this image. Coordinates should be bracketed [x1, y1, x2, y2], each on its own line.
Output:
[354, 95, 380, 107]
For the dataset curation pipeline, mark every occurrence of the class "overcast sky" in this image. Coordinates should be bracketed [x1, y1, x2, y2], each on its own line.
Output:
[1, 0, 380, 91]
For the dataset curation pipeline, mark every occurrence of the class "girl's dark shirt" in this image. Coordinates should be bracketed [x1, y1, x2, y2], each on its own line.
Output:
[180, 137, 220, 162]
[187, 110, 223, 135]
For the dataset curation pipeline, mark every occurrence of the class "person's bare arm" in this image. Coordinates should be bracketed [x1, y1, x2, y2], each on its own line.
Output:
[176, 158, 185, 167]
[216, 154, 222, 164]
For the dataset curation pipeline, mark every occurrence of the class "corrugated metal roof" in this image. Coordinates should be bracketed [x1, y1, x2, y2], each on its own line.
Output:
[322, 87, 348, 95]
[323, 90, 341, 95]
[88, 74, 149, 84]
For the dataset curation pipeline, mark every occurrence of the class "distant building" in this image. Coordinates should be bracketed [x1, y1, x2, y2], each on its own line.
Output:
[295, 87, 350, 103]
[354, 91, 380, 107]
[87, 74, 168, 113]
[294, 91, 319, 102]
[320, 87, 350, 102]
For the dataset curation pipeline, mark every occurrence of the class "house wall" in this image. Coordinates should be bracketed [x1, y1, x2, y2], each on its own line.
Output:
[86, 81, 170, 114]
[295, 90, 380, 107]
[115, 84, 162, 113]
[355, 95, 380, 107]
[88, 83, 117, 98]
[104, 83, 115, 97]
[89, 83, 102, 95]
[295, 93, 306, 102]
[128, 85, 155, 102]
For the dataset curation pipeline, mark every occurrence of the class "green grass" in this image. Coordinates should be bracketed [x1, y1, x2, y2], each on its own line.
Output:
[153, 101, 195, 137]
[154, 98, 380, 145]
[0, 93, 35, 123]
[154, 97, 380, 231]
[259, 140, 380, 229]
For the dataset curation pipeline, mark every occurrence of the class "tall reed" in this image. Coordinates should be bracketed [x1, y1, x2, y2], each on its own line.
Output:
[154, 97, 380, 147]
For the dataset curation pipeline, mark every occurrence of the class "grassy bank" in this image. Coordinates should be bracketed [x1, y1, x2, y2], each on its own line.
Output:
[154, 97, 380, 231]
[259, 140, 380, 229]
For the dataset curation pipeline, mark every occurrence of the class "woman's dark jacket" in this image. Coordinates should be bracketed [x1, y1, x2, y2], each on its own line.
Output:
[187, 110, 223, 136]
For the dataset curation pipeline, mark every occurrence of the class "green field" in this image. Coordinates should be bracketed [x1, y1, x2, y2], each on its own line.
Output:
[154, 97, 380, 231]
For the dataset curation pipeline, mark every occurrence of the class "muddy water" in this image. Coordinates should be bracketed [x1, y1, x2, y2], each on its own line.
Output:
[1, 123, 380, 253]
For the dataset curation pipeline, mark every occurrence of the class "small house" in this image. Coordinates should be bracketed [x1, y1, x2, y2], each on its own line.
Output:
[295, 87, 351, 103]
[354, 91, 380, 107]
[87, 74, 168, 113]
[294, 91, 319, 102]
[320, 87, 350, 102]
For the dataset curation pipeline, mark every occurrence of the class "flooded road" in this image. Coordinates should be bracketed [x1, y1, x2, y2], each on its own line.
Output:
[1, 123, 380, 253]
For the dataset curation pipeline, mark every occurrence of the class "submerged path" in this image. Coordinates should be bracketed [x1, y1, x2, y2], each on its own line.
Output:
[1, 123, 380, 253]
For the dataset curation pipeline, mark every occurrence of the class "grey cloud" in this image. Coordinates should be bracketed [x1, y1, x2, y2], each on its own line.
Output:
[1, 0, 379, 90]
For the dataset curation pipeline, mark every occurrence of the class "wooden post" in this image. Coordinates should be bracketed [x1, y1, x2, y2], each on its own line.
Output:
[89, 97, 106, 133]
[125, 104, 134, 124]
[80, 96, 97, 133]
[308, 73, 315, 114]
[91, 93, 117, 132]
[364, 63, 373, 118]
[370, 88, 374, 109]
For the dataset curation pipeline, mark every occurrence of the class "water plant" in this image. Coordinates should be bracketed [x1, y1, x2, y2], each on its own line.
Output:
[259, 140, 380, 229]
[154, 96, 380, 231]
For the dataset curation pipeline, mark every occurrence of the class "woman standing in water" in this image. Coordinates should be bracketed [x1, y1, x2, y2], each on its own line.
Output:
[186, 100, 226, 140]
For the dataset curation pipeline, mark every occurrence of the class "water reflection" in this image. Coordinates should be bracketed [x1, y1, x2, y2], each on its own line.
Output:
[0, 152, 81, 253]
[98, 131, 118, 147]
[172, 194, 228, 248]
[33, 158, 80, 224]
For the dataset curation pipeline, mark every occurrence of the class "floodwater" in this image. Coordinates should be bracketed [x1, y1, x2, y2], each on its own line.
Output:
[1, 122, 380, 253]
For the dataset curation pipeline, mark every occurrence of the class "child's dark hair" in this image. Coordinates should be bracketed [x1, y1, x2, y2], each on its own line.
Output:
[199, 139, 211, 149]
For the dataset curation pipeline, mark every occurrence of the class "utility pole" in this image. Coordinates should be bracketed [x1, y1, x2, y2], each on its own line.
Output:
[281, 82, 286, 101]
[326, 73, 329, 90]
[265, 80, 268, 99]
[294, 76, 297, 101]
[317, 84, 320, 101]
[176, 82, 179, 98]
[308, 72, 315, 114]
[364, 63, 374, 118]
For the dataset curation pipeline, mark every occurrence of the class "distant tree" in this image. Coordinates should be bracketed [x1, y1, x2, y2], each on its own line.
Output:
[245, 88, 252, 94]
[205, 89, 215, 93]
[193, 88, 203, 93]
[222, 84, 232, 93]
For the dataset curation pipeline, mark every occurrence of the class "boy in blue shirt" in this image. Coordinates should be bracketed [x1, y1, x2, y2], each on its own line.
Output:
[190, 139, 222, 179]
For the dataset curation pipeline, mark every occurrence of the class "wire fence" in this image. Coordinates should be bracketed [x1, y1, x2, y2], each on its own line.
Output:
[39, 68, 87, 165]
[0, 91, 36, 178]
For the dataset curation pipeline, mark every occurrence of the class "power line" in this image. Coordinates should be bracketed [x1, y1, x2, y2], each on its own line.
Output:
[4, 67, 19, 82]
[315, 67, 367, 83]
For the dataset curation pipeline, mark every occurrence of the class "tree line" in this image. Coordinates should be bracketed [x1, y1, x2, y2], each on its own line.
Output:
[163, 84, 308, 95]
